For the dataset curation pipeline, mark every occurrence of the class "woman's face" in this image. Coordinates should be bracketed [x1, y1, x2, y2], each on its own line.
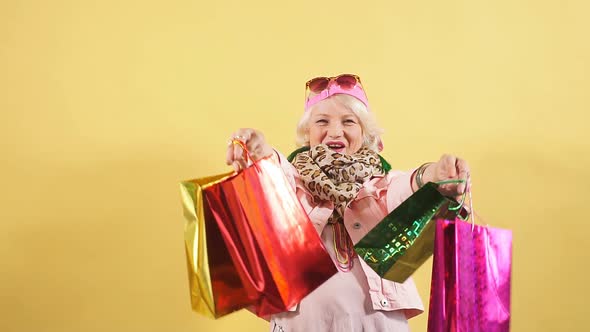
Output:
[308, 98, 364, 155]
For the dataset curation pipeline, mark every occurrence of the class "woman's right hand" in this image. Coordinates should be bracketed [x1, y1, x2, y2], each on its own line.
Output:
[225, 128, 274, 172]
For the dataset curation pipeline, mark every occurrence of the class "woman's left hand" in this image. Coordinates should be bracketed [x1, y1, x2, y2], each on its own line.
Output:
[418, 154, 470, 197]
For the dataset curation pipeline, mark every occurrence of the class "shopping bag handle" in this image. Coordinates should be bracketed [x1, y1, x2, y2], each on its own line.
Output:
[231, 139, 257, 172]
[435, 179, 467, 212]
[435, 177, 475, 229]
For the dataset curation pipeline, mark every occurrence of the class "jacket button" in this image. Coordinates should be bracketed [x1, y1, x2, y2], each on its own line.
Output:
[380, 299, 389, 307]
[352, 222, 361, 229]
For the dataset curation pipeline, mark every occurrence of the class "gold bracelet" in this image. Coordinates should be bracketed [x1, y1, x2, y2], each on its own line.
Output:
[415, 162, 433, 189]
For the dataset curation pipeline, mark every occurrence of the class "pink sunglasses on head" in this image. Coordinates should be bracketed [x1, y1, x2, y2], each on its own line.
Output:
[304, 74, 369, 111]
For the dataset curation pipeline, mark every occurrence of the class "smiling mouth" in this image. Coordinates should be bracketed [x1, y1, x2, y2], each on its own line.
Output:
[326, 142, 346, 151]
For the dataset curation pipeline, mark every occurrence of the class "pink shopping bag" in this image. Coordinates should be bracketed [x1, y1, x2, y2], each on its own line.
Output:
[428, 218, 512, 332]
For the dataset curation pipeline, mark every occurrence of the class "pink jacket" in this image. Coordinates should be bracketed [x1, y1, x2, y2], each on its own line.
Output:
[278, 153, 425, 319]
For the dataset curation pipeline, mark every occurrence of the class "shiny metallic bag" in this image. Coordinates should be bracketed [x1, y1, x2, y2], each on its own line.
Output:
[427, 218, 512, 332]
[354, 182, 463, 282]
[180, 144, 336, 318]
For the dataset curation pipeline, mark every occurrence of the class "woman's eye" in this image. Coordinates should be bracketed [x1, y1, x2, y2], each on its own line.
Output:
[344, 119, 356, 124]
[316, 119, 328, 124]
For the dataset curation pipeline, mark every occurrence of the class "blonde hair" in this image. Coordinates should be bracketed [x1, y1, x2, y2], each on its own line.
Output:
[295, 94, 383, 152]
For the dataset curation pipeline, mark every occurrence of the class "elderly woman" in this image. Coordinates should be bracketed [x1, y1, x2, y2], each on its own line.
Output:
[226, 74, 470, 332]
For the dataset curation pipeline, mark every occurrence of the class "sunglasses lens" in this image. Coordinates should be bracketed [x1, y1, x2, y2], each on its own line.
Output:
[308, 77, 330, 93]
[335, 75, 358, 89]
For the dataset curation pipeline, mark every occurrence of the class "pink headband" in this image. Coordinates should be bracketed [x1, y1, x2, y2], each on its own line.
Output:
[305, 83, 370, 111]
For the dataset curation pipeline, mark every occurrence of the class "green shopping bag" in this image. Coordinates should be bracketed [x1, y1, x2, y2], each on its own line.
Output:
[354, 182, 465, 283]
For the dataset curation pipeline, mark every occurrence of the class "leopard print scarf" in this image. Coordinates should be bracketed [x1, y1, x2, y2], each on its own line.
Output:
[292, 144, 385, 220]
[292, 144, 385, 271]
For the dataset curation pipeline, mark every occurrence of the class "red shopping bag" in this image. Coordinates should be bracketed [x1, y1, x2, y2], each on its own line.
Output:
[181, 142, 337, 318]
[428, 218, 512, 332]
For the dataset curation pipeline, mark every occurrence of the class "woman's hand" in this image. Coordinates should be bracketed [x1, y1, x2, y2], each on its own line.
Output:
[414, 154, 471, 197]
[225, 128, 274, 172]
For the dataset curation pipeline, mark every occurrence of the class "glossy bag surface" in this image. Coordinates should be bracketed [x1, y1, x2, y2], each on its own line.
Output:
[354, 183, 461, 282]
[427, 219, 512, 332]
[181, 172, 252, 318]
[181, 153, 337, 318]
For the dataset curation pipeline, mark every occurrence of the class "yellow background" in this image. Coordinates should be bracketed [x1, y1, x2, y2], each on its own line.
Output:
[1, 0, 588, 331]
